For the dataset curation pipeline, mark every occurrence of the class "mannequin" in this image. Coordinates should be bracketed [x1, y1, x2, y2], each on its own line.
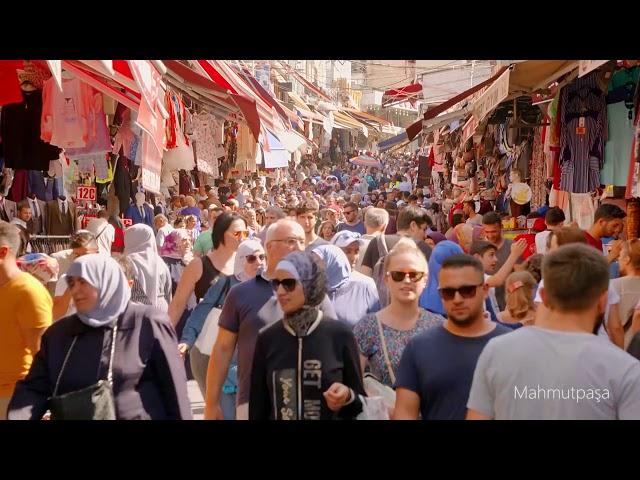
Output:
[506, 168, 532, 217]
[124, 191, 154, 228]
[46, 194, 75, 235]
[26, 192, 47, 235]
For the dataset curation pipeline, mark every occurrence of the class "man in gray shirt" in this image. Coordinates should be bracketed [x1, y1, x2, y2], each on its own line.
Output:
[467, 244, 640, 420]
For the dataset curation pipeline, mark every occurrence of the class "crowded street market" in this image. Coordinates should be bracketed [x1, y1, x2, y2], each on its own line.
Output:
[1, 59, 640, 421]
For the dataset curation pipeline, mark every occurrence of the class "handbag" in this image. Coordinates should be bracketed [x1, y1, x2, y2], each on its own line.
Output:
[48, 325, 118, 420]
[194, 277, 232, 356]
[362, 315, 396, 411]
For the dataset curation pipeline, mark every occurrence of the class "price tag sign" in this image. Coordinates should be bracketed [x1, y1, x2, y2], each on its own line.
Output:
[122, 218, 133, 227]
[76, 185, 97, 203]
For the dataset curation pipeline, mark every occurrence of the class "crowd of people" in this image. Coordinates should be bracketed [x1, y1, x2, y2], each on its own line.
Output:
[2, 151, 640, 420]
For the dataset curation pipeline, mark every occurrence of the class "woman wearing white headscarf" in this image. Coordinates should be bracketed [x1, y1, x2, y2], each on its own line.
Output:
[233, 239, 265, 282]
[8, 254, 192, 420]
[124, 224, 173, 312]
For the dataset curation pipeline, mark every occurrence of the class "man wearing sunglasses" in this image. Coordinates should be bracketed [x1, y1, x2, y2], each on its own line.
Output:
[394, 254, 511, 420]
[205, 219, 336, 421]
[336, 202, 365, 235]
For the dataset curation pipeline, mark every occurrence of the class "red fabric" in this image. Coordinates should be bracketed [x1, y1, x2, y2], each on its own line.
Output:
[514, 233, 537, 260]
[7, 169, 28, 203]
[0, 60, 25, 106]
[111, 226, 125, 253]
[584, 231, 603, 251]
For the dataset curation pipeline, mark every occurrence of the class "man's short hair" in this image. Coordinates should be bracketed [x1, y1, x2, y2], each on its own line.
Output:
[470, 240, 498, 257]
[295, 206, 318, 217]
[464, 200, 476, 208]
[70, 231, 98, 250]
[397, 205, 429, 231]
[154, 214, 168, 224]
[344, 202, 358, 212]
[364, 208, 390, 229]
[265, 206, 286, 219]
[541, 243, 609, 312]
[441, 254, 485, 277]
[17, 201, 31, 212]
[482, 211, 502, 227]
[0, 220, 21, 255]
[545, 207, 565, 226]
[594, 204, 626, 223]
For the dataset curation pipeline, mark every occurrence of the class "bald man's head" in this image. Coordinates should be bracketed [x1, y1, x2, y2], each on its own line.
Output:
[265, 219, 306, 272]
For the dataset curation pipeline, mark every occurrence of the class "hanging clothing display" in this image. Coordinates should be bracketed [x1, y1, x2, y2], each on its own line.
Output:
[0, 90, 61, 171]
[552, 189, 597, 230]
[41, 76, 95, 149]
[558, 71, 607, 193]
[602, 67, 640, 187]
[235, 124, 257, 172]
[192, 113, 219, 177]
[530, 127, 547, 209]
[113, 157, 134, 216]
[7, 169, 28, 203]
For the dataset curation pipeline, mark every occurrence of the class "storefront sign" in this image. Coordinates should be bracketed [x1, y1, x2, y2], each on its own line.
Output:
[76, 186, 97, 203]
[472, 68, 511, 122]
[578, 60, 609, 78]
[122, 218, 133, 227]
[462, 115, 478, 143]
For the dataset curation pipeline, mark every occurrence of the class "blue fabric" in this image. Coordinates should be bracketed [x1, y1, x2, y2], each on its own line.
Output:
[311, 245, 351, 292]
[124, 204, 155, 228]
[419, 241, 464, 315]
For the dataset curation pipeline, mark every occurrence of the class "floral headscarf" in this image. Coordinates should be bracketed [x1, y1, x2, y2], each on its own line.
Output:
[160, 228, 193, 264]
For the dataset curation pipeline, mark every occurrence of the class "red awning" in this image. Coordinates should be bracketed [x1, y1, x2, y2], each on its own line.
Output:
[382, 83, 423, 108]
[405, 66, 508, 141]
[163, 60, 260, 141]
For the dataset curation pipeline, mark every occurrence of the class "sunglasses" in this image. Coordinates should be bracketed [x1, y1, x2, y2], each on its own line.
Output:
[246, 253, 266, 264]
[387, 271, 425, 282]
[343, 210, 356, 215]
[232, 230, 249, 239]
[271, 278, 298, 292]
[439, 284, 484, 301]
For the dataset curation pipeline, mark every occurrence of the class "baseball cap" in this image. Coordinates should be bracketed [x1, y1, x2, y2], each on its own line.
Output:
[330, 230, 363, 248]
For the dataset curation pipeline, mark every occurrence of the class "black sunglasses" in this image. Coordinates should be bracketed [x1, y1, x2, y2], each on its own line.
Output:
[246, 253, 266, 264]
[387, 271, 425, 282]
[271, 278, 298, 292]
[439, 284, 484, 301]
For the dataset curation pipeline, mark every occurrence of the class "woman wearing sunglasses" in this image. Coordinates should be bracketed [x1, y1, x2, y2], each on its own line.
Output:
[249, 251, 365, 420]
[234, 240, 266, 282]
[354, 239, 444, 389]
[171, 213, 248, 405]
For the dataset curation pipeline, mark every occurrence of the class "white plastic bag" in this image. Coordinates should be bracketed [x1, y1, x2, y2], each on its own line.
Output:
[356, 396, 390, 420]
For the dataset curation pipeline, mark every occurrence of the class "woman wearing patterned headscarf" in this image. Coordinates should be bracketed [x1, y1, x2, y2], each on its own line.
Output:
[249, 251, 366, 420]
[8, 254, 191, 420]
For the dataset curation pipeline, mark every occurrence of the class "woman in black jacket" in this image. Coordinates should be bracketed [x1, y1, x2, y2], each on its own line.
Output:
[8, 254, 192, 420]
[249, 251, 365, 420]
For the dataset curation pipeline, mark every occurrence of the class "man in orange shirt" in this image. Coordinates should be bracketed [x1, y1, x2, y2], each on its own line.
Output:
[0, 221, 52, 419]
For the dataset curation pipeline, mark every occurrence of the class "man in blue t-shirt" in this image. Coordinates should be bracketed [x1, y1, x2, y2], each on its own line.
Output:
[394, 254, 512, 420]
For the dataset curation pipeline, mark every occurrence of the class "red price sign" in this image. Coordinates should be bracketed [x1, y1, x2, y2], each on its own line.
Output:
[76, 186, 97, 203]
[122, 218, 133, 227]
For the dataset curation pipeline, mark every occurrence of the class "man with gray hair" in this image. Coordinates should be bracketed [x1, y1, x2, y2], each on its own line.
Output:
[356, 207, 389, 272]
[0, 221, 52, 419]
[154, 214, 174, 249]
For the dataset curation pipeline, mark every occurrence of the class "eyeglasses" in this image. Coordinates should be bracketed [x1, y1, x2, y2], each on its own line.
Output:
[439, 284, 484, 301]
[232, 230, 249, 239]
[246, 253, 266, 264]
[270, 237, 305, 247]
[387, 271, 425, 282]
[271, 278, 298, 292]
[343, 210, 356, 215]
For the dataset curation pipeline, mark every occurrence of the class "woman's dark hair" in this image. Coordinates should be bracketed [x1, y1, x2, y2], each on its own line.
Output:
[523, 254, 543, 283]
[451, 213, 465, 228]
[212, 212, 246, 250]
[430, 203, 441, 214]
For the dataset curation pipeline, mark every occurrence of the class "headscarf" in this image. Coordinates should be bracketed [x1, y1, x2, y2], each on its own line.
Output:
[276, 251, 327, 336]
[160, 228, 193, 264]
[124, 224, 164, 308]
[311, 244, 351, 292]
[86, 218, 113, 257]
[234, 239, 264, 282]
[419, 240, 464, 316]
[427, 231, 447, 245]
[66, 254, 131, 328]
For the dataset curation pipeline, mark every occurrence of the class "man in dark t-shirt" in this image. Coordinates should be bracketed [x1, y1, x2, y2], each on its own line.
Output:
[394, 254, 511, 420]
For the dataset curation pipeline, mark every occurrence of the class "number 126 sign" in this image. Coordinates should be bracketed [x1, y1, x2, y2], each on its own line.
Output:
[76, 186, 97, 203]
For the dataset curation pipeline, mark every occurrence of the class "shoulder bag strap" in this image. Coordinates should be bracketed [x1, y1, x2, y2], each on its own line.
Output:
[107, 324, 118, 386]
[53, 336, 78, 396]
[376, 314, 396, 385]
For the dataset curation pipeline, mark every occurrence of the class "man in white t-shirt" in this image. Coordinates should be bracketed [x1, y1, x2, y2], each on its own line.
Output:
[535, 207, 565, 255]
[467, 244, 640, 420]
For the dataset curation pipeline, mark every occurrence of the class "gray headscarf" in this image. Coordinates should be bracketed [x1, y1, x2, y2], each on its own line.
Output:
[67, 254, 131, 328]
[124, 224, 163, 308]
[234, 239, 264, 282]
[276, 251, 327, 336]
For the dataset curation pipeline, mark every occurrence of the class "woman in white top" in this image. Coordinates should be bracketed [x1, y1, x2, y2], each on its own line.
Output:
[611, 239, 640, 348]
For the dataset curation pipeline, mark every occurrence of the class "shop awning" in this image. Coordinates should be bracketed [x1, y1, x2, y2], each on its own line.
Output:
[508, 60, 578, 94]
[405, 66, 509, 141]
[382, 83, 423, 108]
[341, 107, 390, 126]
[378, 131, 409, 152]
